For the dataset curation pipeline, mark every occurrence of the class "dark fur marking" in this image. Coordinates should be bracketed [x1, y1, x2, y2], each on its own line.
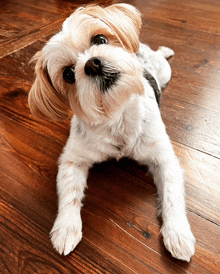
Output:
[76, 123, 82, 134]
[143, 70, 161, 106]
[76, 122, 87, 138]
[112, 144, 122, 151]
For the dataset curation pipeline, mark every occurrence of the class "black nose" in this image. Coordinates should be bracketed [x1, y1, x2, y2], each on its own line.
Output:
[84, 57, 102, 77]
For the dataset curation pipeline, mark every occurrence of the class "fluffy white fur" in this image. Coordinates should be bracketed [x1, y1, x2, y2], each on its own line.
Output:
[29, 4, 195, 261]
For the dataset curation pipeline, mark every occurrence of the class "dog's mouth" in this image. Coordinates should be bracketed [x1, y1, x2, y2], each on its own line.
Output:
[84, 57, 120, 93]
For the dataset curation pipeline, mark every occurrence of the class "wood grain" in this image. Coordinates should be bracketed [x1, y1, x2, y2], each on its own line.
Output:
[0, 0, 220, 273]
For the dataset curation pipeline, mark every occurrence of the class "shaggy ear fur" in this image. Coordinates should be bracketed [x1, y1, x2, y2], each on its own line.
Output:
[28, 51, 72, 121]
[83, 3, 142, 53]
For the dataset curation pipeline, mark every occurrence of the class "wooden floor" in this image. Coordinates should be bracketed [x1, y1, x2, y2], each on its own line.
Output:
[0, 0, 220, 273]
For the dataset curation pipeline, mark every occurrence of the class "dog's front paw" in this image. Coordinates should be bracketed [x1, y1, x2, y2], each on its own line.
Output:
[50, 214, 82, 255]
[161, 222, 195, 262]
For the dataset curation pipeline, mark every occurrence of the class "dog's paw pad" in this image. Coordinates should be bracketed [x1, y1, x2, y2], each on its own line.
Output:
[50, 226, 82, 255]
[162, 226, 195, 262]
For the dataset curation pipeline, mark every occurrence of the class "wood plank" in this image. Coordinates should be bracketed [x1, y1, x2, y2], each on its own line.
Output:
[0, 20, 63, 58]
[140, 21, 220, 115]
[0, 195, 115, 274]
[0, 0, 98, 58]
[0, 2, 64, 45]
[139, 0, 220, 34]
[161, 97, 220, 159]
[173, 142, 220, 225]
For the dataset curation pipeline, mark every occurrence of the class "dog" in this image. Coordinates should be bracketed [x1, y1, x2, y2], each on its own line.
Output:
[28, 3, 195, 262]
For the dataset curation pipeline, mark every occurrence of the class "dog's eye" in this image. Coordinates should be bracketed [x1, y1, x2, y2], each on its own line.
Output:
[91, 35, 108, 45]
[63, 66, 75, 84]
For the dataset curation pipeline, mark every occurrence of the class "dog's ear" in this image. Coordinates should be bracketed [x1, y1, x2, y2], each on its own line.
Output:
[84, 4, 142, 53]
[104, 4, 142, 53]
[28, 51, 71, 121]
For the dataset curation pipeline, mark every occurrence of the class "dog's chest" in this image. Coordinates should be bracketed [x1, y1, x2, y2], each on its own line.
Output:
[73, 98, 146, 162]
[104, 113, 143, 159]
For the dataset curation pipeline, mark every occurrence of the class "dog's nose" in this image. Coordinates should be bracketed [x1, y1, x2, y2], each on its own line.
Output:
[84, 57, 102, 77]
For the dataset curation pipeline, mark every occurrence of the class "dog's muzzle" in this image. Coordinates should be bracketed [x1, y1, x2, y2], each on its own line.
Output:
[84, 57, 120, 93]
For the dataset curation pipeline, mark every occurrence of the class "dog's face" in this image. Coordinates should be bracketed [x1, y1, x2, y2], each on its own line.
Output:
[29, 4, 144, 124]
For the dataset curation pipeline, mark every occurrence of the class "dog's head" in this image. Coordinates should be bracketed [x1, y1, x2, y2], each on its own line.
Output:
[28, 4, 144, 124]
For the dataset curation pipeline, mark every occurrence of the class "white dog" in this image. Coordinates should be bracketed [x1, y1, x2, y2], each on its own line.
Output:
[28, 4, 195, 261]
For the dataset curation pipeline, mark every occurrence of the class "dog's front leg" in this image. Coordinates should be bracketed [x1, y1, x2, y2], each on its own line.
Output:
[134, 128, 195, 261]
[149, 146, 195, 262]
[50, 156, 88, 255]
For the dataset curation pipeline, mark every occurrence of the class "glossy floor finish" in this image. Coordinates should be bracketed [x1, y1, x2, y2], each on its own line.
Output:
[0, 0, 220, 273]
